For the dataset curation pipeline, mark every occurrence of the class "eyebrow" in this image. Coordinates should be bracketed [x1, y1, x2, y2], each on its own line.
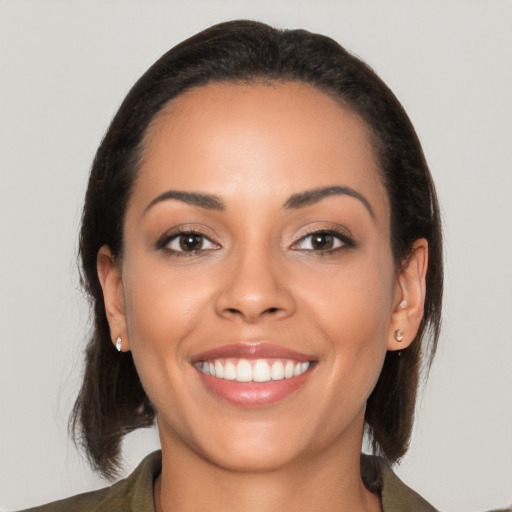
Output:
[283, 185, 374, 218]
[143, 185, 374, 217]
[143, 190, 225, 215]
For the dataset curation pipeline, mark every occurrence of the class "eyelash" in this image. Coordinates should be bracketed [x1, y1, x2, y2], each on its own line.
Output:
[155, 227, 354, 257]
[155, 230, 220, 257]
[291, 228, 354, 254]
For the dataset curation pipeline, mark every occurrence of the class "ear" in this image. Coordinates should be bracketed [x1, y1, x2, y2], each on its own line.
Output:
[97, 245, 130, 352]
[387, 239, 428, 351]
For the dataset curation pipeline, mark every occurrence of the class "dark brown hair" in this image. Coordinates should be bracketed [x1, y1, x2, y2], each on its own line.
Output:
[72, 19, 443, 478]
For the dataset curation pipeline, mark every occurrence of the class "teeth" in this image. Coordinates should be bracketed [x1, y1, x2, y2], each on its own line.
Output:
[236, 360, 253, 382]
[197, 358, 310, 383]
[284, 361, 295, 379]
[224, 361, 236, 380]
[253, 360, 271, 382]
[214, 360, 224, 378]
[270, 361, 285, 380]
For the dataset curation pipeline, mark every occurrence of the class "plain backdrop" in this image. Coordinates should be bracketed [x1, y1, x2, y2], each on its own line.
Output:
[1, 1, 511, 510]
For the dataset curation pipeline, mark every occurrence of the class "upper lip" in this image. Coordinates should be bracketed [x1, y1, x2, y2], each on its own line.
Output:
[192, 342, 315, 363]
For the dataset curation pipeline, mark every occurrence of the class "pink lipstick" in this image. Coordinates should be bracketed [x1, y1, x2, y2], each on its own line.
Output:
[193, 343, 316, 407]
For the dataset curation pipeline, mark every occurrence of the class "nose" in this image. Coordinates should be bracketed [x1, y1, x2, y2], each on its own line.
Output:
[214, 246, 296, 323]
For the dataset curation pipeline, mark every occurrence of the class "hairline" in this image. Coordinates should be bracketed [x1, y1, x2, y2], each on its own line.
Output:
[126, 76, 392, 253]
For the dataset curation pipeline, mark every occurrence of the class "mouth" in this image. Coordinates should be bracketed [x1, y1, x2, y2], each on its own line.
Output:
[195, 358, 311, 383]
[192, 343, 316, 407]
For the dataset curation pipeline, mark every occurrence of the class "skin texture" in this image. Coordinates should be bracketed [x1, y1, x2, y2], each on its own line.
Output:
[98, 82, 427, 512]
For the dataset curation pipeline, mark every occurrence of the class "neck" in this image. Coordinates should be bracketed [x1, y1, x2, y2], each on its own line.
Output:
[154, 428, 381, 512]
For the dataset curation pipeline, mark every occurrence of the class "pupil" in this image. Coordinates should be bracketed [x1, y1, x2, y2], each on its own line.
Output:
[180, 234, 201, 251]
[312, 234, 333, 250]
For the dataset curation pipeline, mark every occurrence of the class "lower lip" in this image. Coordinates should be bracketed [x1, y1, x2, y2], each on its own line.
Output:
[196, 368, 312, 407]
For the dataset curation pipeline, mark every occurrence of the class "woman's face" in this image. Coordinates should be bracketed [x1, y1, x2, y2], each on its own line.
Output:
[100, 81, 421, 471]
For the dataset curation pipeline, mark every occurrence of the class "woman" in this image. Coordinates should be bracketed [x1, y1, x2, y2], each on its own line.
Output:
[24, 19, 444, 511]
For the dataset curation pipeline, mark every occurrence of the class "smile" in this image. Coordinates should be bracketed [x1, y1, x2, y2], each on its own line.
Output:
[195, 358, 311, 383]
[192, 343, 316, 406]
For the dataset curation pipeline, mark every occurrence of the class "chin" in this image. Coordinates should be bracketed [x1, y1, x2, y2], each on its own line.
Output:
[201, 440, 301, 473]
[181, 416, 312, 473]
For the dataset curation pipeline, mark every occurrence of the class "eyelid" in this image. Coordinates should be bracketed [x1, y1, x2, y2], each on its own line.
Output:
[167, 233, 219, 252]
[290, 225, 355, 252]
[155, 225, 221, 253]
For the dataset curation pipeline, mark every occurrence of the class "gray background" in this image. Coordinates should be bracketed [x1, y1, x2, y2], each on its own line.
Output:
[1, 1, 511, 510]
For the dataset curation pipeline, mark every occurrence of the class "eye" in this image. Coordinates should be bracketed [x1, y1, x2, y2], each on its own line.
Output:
[158, 231, 220, 254]
[292, 230, 353, 252]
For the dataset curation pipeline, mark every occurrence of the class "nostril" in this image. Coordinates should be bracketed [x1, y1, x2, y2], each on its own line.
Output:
[224, 306, 280, 317]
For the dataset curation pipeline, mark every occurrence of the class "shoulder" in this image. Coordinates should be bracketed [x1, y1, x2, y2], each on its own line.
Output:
[361, 456, 512, 512]
[18, 451, 161, 512]
[361, 454, 438, 512]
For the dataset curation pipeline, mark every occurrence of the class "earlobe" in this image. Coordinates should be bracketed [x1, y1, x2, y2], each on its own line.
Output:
[97, 245, 130, 352]
[387, 239, 428, 351]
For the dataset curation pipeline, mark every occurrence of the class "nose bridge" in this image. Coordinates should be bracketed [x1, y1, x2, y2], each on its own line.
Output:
[215, 235, 295, 322]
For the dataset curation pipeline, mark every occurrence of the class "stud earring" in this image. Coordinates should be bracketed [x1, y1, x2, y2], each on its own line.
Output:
[115, 336, 122, 352]
[394, 329, 405, 342]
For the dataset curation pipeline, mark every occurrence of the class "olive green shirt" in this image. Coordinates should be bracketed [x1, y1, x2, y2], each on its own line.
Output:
[21, 450, 439, 511]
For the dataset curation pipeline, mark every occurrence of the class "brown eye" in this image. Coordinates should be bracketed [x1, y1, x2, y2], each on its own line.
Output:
[179, 234, 204, 251]
[310, 234, 335, 250]
[293, 230, 352, 252]
[162, 232, 220, 253]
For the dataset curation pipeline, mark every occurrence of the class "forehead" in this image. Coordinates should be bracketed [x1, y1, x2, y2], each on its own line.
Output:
[135, 81, 388, 217]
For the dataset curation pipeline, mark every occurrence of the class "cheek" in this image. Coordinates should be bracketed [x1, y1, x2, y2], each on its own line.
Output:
[294, 251, 395, 381]
[120, 261, 213, 419]
[297, 251, 394, 331]
[123, 260, 213, 347]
